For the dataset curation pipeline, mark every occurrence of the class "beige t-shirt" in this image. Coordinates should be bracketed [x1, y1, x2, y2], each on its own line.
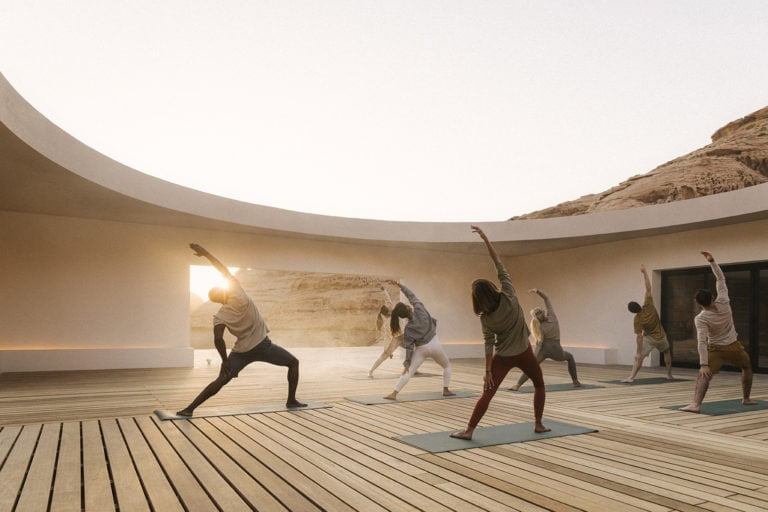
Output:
[695, 261, 738, 365]
[633, 296, 666, 340]
[213, 278, 269, 353]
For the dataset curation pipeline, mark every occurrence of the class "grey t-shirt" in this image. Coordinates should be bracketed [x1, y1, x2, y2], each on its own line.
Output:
[213, 277, 269, 353]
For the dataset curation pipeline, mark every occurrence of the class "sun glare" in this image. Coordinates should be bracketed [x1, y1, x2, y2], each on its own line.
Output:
[189, 265, 239, 301]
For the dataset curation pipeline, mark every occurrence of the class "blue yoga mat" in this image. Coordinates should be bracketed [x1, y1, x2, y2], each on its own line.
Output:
[601, 377, 690, 385]
[345, 390, 476, 405]
[396, 419, 597, 453]
[662, 399, 768, 416]
[154, 401, 330, 420]
[512, 383, 605, 393]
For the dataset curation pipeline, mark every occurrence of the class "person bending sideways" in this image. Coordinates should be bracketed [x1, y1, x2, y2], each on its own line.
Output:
[509, 288, 581, 390]
[383, 281, 454, 400]
[680, 252, 756, 413]
[451, 226, 550, 440]
[176, 243, 306, 417]
[623, 264, 673, 382]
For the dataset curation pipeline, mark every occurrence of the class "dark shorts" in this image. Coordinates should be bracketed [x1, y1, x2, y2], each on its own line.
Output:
[226, 337, 298, 378]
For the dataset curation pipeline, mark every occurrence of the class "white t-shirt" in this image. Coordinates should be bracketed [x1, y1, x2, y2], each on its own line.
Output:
[695, 261, 738, 365]
[213, 278, 269, 353]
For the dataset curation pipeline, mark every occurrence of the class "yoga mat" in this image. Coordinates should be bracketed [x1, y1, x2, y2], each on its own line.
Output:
[154, 401, 331, 420]
[343, 372, 438, 381]
[600, 377, 690, 385]
[345, 390, 476, 405]
[512, 383, 605, 393]
[662, 399, 768, 416]
[396, 419, 597, 453]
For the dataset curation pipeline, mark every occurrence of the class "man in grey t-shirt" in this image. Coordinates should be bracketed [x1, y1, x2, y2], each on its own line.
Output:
[176, 244, 306, 417]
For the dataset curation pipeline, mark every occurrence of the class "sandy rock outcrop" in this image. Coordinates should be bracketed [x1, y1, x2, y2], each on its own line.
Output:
[191, 268, 401, 349]
[512, 106, 768, 219]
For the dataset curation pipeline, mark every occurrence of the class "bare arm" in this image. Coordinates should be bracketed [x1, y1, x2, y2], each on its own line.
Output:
[190, 243, 234, 279]
[640, 264, 651, 299]
[702, 251, 728, 301]
[471, 225, 500, 265]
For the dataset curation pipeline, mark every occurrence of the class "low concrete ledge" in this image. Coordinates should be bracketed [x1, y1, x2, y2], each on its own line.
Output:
[0, 347, 194, 372]
[442, 342, 618, 365]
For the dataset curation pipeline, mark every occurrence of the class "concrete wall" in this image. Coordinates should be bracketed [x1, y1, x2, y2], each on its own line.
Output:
[0, 210, 488, 371]
[2, 210, 766, 372]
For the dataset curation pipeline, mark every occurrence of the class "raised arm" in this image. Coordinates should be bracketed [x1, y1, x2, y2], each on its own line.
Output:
[190, 243, 234, 279]
[640, 264, 652, 299]
[471, 225, 500, 265]
[702, 251, 728, 301]
[530, 288, 556, 320]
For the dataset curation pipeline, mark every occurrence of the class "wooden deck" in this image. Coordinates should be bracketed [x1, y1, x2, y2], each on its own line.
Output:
[1, 347, 767, 511]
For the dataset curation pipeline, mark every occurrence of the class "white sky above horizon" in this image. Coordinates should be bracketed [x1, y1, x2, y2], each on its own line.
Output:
[1, 1, 767, 222]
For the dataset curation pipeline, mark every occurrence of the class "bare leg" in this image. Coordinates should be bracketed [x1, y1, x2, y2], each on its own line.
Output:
[663, 350, 674, 379]
[680, 373, 711, 413]
[742, 367, 756, 405]
[286, 360, 307, 408]
[622, 353, 645, 382]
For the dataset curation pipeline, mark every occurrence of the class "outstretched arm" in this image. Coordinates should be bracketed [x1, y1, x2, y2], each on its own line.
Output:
[190, 243, 234, 279]
[530, 288, 556, 319]
[471, 225, 500, 265]
[640, 264, 652, 299]
[702, 251, 728, 301]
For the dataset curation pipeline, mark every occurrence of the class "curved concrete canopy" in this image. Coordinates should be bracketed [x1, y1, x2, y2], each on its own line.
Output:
[2, 72, 767, 256]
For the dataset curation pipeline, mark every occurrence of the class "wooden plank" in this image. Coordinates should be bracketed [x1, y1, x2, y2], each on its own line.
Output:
[170, 419, 288, 511]
[82, 420, 115, 512]
[117, 418, 183, 512]
[50, 422, 82, 512]
[134, 417, 217, 512]
[0, 424, 41, 512]
[15, 423, 59, 511]
[153, 417, 251, 511]
[100, 418, 150, 512]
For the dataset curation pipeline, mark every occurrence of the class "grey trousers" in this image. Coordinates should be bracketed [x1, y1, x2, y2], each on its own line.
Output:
[516, 341, 578, 386]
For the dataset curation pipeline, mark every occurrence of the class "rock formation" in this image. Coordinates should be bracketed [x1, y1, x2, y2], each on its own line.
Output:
[512, 106, 768, 219]
[191, 268, 401, 349]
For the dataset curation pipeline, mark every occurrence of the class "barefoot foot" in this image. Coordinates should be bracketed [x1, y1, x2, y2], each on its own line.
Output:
[175, 409, 193, 417]
[443, 389, 456, 396]
[508, 385, 520, 391]
[449, 430, 473, 440]
[572, 381, 582, 388]
[286, 400, 307, 408]
[679, 404, 701, 413]
[620, 378, 634, 383]
[534, 423, 551, 433]
[383, 392, 397, 400]
[743, 399, 758, 406]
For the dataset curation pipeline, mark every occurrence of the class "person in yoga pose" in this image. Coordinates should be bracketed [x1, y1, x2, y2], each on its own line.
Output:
[368, 286, 401, 377]
[176, 243, 306, 417]
[451, 226, 550, 439]
[680, 252, 756, 413]
[508, 289, 581, 390]
[623, 264, 673, 382]
[383, 281, 454, 400]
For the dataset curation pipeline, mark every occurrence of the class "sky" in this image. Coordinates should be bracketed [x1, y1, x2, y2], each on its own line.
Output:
[1, 1, 767, 222]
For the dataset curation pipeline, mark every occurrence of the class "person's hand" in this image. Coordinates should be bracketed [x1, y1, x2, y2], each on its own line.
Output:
[220, 358, 232, 377]
[640, 264, 646, 273]
[470, 225, 488, 240]
[528, 288, 538, 294]
[699, 365, 712, 379]
[189, 243, 207, 257]
[701, 251, 714, 262]
[483, 371, 494, 390]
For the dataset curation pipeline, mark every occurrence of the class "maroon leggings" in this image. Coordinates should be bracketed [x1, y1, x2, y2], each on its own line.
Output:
[467, 345, 546, 428]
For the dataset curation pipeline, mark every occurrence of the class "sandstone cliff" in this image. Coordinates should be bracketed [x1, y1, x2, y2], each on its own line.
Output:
[512, 106, 768, 219]
[190, 269, 401, 349]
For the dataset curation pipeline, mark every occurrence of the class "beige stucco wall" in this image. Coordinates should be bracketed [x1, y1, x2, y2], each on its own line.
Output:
[2, 208, 766, 372]
[0, 209, 490, 371]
